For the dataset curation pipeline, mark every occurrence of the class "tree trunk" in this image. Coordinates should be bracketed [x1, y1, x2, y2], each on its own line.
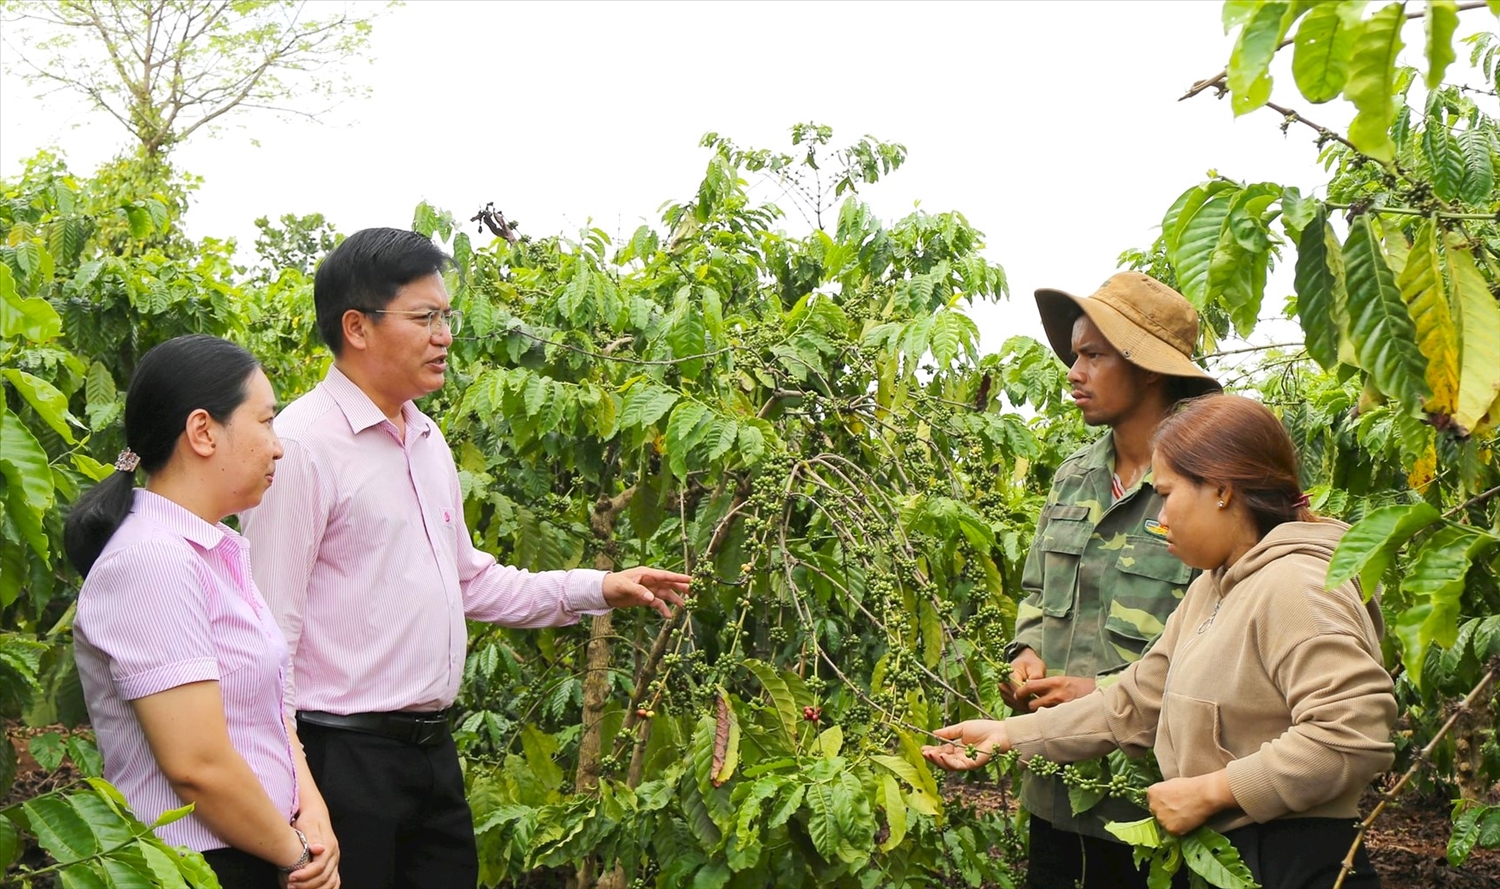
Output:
[572, 489, 633, 889]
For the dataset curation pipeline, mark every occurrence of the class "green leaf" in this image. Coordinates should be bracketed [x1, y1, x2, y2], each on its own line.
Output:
[735, 422, 767, 468]
[1, 406, 56, 515]
[1344, 215, 1429, 407]
[174, 847, 220, 888]
[664, 400, 712, 479]
[929, 310, 976, 368]
[766, 782, 805, 829]
[1425, 0, 1460, 88]
[1293, 210, 1344, 369]
[1171, 187, 1235, 307]
[668, 289, 708, 379]
[1449, 803, 1484, 866]
[705, 417, 739, 463]
[692, 862, 731, 889]
[1448, 239, 1500, 436]
[813, 723, 843, 759]
[1208, 232, 1270, 337]
[125, 206, 153, 240]
[1342, 3, 1405, 162]
[1406, 524, 1495, 652]
[58, 863, 110, 889]
[1067, 758, 1108, 816]
[1292, 2, 1355, 102]
[152, 803, 195, 828]
[100, 853, 156, 889]
[1458, 127, 1496, 204]
[878, 774, 908, 852]
[804, 777, 843, 861]
[1396, 220, 1459, 418]
[1422, 120, 1466, 203]
[1228, 2, 1291, 116]
[2, 369, 77, 443]
[21, 795, 100, 863]
[1181, 827, 1257, 888]
[519, 724, 564, 795]
[30, 731, 66, 771]
[1223, 0, 1259, 32]
[138, 840, 190, 888]
[1279, 186, 1317, 237]
[65, 736, 103, 778]
[618, 384, 678, 431]
[1327, 502, 1442, 593]
[0, 818, 16, 869]
[72, 452, 113, 483]
[0, 263, 63, 341]
[745, 659, 800, 749]
[1226, 182, 1279, 253]
[1105, 816, 1164, 849]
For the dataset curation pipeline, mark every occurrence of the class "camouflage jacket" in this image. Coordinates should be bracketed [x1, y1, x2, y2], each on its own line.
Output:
[1009, 432, 1197, 839]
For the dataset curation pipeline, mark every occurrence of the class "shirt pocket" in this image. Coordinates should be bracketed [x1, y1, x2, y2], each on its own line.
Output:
[1105, 537, 1192, 658]
[1037, 506, 1092, 618]
[1162, 691, 1236, 778]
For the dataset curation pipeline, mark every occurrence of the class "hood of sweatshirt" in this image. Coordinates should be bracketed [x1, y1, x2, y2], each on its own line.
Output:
[1214, 518, 1383, 637]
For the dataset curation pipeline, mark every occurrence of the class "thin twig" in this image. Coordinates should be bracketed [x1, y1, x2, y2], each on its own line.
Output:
[1203, 341, 1303, 360]
[1445, 484, 1500, 519]
[1325, 202, 1500, 222]
[1333, 661, 1500, 889]
[456, 328, 733, 367]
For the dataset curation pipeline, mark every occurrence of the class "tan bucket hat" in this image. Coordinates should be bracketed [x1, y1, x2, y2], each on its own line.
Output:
[1034, 272, 1221, 395]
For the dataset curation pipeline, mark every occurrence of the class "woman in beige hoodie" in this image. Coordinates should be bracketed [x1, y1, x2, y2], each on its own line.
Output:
[924, 395, 1396, 889]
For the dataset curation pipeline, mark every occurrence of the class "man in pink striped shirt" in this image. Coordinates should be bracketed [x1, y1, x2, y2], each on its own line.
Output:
[241, 228, 690, 888]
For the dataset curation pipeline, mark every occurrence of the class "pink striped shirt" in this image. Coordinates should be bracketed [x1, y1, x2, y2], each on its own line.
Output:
[74, 489, 297, 852]
[239, 365, 606, 715]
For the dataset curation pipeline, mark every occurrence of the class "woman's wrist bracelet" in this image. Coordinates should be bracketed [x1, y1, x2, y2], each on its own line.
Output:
[277, 827, 312, 874]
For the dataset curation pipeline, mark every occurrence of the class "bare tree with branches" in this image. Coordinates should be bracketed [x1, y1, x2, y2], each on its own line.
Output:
[1, 0, 388, 161]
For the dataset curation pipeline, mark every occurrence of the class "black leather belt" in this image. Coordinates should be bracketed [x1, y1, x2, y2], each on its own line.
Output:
[297, 709, 451, 747]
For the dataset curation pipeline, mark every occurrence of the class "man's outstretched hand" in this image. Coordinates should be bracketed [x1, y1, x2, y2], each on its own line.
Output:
[603, 566, 691, 618]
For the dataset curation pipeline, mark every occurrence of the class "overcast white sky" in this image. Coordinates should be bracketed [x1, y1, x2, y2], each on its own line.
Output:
[2, 1, 1487, 352]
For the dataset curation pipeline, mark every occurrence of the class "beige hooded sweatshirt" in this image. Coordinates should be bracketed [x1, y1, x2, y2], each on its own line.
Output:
[1005, 519, 1396, 832]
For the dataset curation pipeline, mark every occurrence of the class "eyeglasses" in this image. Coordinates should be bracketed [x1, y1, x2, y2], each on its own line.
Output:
[358, 307, 463, 335]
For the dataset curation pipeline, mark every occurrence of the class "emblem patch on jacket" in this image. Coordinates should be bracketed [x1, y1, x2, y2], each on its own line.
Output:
[1144, 518, 1169, 539]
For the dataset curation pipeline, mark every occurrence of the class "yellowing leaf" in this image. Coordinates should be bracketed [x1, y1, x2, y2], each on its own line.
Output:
[1397, 221, 1459, 419]
[1447, 241, 1500, 437]
[711, 692, 739, 787]
[1408, 441, 1437, 493]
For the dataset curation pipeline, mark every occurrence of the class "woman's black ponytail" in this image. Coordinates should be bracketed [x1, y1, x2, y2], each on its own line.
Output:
[63, 335, 260, 576]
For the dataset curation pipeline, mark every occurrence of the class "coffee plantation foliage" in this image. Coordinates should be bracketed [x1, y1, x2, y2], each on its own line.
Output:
[4, 4, 1500, 886]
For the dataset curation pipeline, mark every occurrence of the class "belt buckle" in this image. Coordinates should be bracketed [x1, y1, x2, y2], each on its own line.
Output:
[410, 714, 446, 746]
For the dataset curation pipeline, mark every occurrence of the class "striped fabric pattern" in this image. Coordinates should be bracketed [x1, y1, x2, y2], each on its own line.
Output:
[240, 365, 608, 716]
[74, 490, 297, 851]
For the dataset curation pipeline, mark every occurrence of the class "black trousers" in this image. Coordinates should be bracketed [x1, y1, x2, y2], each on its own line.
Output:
[200, 847, 277, 889]
[1224, 817, 1381, 889]
[297, 719, 478, 889]
[1026, 814, 1186, 889]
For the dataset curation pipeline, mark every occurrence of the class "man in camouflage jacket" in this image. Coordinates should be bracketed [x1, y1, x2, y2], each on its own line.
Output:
[1003, 272, 1220, 889]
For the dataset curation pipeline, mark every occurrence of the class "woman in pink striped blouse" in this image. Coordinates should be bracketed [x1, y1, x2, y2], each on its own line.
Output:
[66, 335, 339, 889]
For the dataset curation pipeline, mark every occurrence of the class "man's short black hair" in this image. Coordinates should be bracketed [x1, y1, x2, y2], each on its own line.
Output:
[314, 228, 453, 356]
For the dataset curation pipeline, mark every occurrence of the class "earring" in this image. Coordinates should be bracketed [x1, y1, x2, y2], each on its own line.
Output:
[1217, 500, 1225, 508]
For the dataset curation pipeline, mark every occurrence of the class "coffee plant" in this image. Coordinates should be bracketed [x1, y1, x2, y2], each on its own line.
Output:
[5, 2, 1500, 886]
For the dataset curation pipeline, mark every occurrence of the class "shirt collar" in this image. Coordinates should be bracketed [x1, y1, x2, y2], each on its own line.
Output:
[1087, 432, 1157, 486]
[132, 488, 234, 551]
[323, 364, 433, 438]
